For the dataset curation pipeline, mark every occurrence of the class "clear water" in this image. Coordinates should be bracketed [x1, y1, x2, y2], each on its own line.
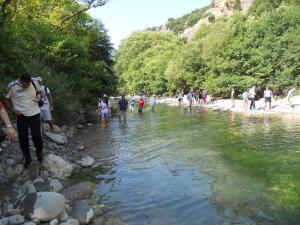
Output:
[74, 105, 300, 225]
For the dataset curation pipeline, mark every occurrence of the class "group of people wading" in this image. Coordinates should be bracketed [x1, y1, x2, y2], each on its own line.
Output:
[97, 94, 156, 128]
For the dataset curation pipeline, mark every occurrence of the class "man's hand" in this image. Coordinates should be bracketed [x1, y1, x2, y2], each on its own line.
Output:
[13, 110, 21, 116]
[6, 126, 17, 141]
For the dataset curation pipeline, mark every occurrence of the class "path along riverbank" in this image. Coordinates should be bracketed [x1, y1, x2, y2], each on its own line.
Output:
[156, 95, 300, 115]
[0, 123, 106, 225]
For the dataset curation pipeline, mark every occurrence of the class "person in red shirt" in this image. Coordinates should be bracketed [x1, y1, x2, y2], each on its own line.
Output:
[0, 100, 17, 141]
[137, 97, 145, 113]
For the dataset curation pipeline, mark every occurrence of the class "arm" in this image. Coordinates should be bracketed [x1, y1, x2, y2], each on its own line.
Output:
[0, 103, 17, 141]
[47, 92, 54, 111]
[3, 98, 21, 116]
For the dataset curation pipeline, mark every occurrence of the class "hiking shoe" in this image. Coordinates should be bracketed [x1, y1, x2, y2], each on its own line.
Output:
[37, 155, 43, 163]
[23, 159, 32, 168]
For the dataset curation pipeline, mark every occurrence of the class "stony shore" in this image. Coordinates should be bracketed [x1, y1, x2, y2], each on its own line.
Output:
[156, 95, 300, 115]
[0, 123, 105, 225]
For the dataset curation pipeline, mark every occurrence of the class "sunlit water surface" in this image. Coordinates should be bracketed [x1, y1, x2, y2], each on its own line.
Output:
[73, 105, 300, 225]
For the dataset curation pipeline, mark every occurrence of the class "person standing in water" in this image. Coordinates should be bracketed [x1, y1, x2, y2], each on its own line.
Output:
[230, 88, 235, 108]
[248, 86, 256, 110]
[264, 87, 273, 110]
[129, 95, 136, 113]
[98, 95, 109, 128]
[118, 94, 128, 121]
[242, 89, 249, 111]
[178, 92, 183, 107]
[287, 87, 296, 107]
[137, 97, 145, 113]
[149, 95, 156, 112]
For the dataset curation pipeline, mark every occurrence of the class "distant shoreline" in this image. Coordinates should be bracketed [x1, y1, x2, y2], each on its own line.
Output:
[156, 96, 300, 115]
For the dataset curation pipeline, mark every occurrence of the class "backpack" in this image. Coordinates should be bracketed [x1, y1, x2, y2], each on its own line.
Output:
[31, 80, 48, 107]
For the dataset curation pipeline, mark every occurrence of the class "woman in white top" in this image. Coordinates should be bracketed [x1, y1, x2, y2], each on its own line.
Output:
[98, 96, 109, 128]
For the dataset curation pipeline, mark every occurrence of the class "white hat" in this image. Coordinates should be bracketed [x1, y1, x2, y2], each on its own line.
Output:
[35, 77, 42, 82]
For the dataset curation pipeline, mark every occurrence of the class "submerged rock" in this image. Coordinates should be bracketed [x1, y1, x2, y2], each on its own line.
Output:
[76, 156, 95, 168]
[70, 200, 94, 225]
[61, 182, 95, 201]
[44, 132, 68, 145]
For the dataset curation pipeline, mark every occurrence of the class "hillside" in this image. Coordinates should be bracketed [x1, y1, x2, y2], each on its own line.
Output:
[115, 0, 300, 97]
[164, 0, 254, 40]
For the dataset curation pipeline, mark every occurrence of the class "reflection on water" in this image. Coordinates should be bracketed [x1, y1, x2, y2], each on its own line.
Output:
[74, 106, 300, 225]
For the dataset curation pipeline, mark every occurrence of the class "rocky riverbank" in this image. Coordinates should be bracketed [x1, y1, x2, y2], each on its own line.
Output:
[0, 123, 104, 225]
[156, 95, 300, 115]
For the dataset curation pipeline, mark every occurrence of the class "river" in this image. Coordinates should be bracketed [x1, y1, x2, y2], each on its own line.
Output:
[73, 105, 300, 225]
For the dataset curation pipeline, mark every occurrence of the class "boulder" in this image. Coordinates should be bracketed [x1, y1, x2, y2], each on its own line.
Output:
[61, 182, 95, 201]
[70, 200, 94, 225]
[44, 132, 68, 145]
[31, 192, 65, 222]
[7, 215, 25, 225]
[76, 156, 95, 168]
[43, 154, 74, 179]
[0, 218, 8, 225]
[49, 179, 63, 193]
[33, 178, 50, 192]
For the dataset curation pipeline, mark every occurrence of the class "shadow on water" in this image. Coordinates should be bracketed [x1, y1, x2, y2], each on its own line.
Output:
[72, 105, 300, 225]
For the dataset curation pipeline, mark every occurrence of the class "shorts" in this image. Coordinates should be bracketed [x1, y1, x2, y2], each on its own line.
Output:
[101, 112, 109, 118]
[265, 97, 271, 103]
[41, 109, 52, 121]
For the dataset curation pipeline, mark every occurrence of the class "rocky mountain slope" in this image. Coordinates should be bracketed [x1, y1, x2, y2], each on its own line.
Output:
[178, 0, 254, 40]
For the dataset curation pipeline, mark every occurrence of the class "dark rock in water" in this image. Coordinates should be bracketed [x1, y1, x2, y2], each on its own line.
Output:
[21, 192, 37, 218]
[33, 181, 50, 192]
[235, 216, 256, 225]
[257, 210, 275, 221]
[70, 200, 94, 225]
[223, 208, 236, 219]
[61, 182, 95, 201]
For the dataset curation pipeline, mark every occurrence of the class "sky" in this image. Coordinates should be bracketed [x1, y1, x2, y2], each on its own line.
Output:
[89, 0, 211, 49]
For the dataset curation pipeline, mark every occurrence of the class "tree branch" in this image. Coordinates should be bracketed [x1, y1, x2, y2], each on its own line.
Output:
[59, 0, 106, 27]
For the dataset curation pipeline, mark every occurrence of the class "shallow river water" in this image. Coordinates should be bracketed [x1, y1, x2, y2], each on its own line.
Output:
[74, 105, 300, 225]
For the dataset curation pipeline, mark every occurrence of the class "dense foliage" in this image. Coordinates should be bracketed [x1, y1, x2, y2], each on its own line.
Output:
[115, 31, 184, 95]
[0, 0, 116, 122]
[115, 0, 300, 97]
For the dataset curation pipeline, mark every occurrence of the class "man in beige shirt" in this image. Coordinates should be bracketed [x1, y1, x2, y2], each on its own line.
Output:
[4, 73, 43, 168]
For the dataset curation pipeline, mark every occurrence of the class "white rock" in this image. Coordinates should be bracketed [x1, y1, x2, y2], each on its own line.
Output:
[32, 192, 65, 222]
[44, 132, 68, 145]
[43, 154, 74, 179]
[49, 218, 59, 225]
[58, 210, 69, 221]
[76, 156, 95, 168]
